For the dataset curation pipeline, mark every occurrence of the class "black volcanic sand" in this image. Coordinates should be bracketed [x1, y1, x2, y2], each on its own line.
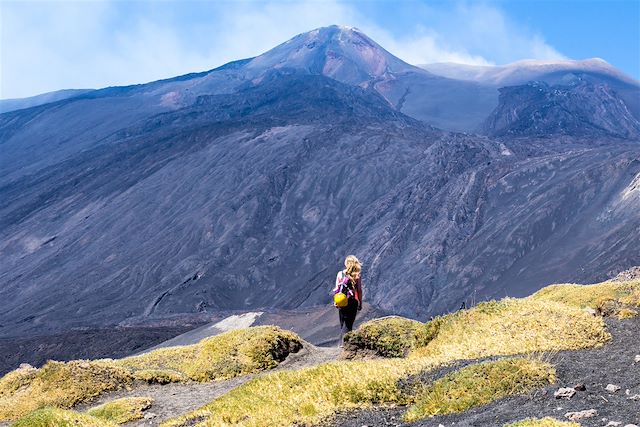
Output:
[322, 317, 640, 427]
[0, 325, 200, 376]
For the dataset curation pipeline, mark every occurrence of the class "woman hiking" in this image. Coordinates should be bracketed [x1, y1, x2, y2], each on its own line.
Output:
[333, 255, 363, 344]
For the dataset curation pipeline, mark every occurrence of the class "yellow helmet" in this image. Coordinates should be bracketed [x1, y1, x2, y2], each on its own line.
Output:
[333, 292, 348, 308]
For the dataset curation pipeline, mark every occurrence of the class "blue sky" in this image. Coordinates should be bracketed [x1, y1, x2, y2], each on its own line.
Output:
[1, 0, 638, 99]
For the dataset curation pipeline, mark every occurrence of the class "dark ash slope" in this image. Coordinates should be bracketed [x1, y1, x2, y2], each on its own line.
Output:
[1, 69, 639, 338]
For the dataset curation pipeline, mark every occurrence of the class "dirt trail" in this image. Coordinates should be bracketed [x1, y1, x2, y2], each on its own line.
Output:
[76, 343, 341, 427]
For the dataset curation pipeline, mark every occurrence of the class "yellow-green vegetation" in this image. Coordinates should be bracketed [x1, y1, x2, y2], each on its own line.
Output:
[504, 417, 580, 426]
[0, 360, 133, 421]
[343, 316, 423, 357]
[161, 357, 435, 427]
[163, 284, 615, 427]
[532, 279, 640, 317]
[11, 407, 116, 427]
[403, 358, 555, 422]
[5, 279, 631, 426]
[617, 308, 639, 319]
[119, 326, 302, 382]
[131, 369, 187, 384]
[87, 396, 153, 424]
[0, 326, 302, 422]
[411, 297, 609, 360]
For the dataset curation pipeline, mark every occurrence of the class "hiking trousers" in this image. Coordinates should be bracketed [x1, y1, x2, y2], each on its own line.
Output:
[339, 298, 359, 341]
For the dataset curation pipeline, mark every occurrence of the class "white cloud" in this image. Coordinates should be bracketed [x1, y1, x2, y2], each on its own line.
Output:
[0, 0, 566, 99]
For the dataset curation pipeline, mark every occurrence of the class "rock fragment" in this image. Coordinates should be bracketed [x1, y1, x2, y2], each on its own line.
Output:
[574, 383, 586, 391]
[554, 387, 576, 399]
[565, 409, 598, 421]
[606, 384, 622, 393]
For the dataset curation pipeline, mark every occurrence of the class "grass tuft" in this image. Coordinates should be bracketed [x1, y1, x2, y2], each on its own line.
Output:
[504, 417, 580, 426]
[0, 326, 302, 422]
[403, 358, 555, 421]
[87, 396, 153, 424]
[132, 369, 188, 384]
[10, 407, 116, 427]
[160, 357, 435, 427]
[0, 360, 133, 421]
[531, 279, 640, 315]
[118, 326, 302, 382]
[162, 289, 611, 427]
[410, 298, 609, 360]
[343, 316, 423, 358]
[0, 365, 38, 398]
[616, 308, 638, 319]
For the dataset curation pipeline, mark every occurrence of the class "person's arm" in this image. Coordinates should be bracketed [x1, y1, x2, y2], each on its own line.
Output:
[356, 277, 363, 310]
[333, 271, 342, 294]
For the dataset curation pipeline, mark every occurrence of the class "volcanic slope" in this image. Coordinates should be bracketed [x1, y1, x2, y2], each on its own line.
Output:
[1, 66, 639, 339]
[1, 26, 640, 341]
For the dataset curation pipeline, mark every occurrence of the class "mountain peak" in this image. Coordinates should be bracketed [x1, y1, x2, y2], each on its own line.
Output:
[245, 25, 418, 84]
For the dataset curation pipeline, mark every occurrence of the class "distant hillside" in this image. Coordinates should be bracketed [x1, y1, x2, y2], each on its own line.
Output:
[483, 80, 640, 138]
[0, 89, 94, 113]
[420, 59, 640, 127]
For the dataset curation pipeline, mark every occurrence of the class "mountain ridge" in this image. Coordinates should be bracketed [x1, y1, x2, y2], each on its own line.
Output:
[0, 25, 639, 343]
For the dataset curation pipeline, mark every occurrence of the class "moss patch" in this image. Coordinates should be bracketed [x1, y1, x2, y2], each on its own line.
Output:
[403, 358, 555, 421]
[11, 407, 116, 427]
[504, 417, 580, 426]
[87, 396, 153, 424]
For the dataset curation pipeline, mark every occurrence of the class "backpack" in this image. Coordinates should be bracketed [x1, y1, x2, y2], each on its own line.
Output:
[333, 272, 355, 308]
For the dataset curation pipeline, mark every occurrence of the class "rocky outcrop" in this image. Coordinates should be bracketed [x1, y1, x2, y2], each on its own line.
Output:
[482, 81, 640, 139]
[612, 266, 640, 282]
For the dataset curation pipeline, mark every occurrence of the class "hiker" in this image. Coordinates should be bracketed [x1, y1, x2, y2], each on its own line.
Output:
[333, 255, 363, 343]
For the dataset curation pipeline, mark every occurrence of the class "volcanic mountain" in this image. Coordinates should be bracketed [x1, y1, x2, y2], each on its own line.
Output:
[0, 25, 639, 347]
